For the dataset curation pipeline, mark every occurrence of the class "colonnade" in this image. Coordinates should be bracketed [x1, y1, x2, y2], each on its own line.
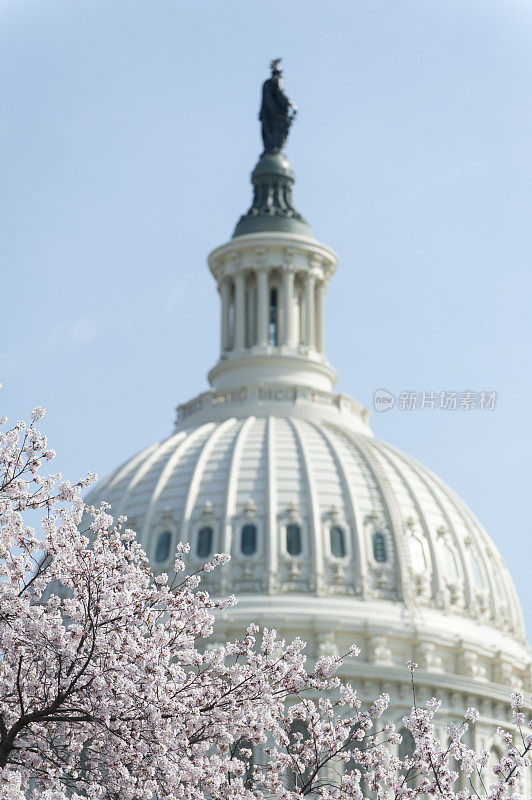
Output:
[220, 269, 327, 355]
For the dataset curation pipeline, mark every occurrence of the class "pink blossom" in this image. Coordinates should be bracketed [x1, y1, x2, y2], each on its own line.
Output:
[0, 409, 530, 800]
[465, 706, 479, 723]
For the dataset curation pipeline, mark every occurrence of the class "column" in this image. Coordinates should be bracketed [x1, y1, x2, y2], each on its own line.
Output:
[220, 278, 231, 352]
[304, 274, 315, 348]
[246, 282, 255, 347]
[256, 268, 269, 347]
[234, 272, 246, 351]
[316, 281, 326, 353]
[282, 269, 295, 346]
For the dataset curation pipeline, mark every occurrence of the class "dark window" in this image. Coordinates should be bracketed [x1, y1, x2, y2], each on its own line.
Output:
[197, 526, 213, 558]
[398, 727, 417, 786]
[155, 530, 171, 563]
[269, 288, 278, 346]
[330, 525, 346, 558]
[372, 531, 387, 563]
[398, 728, 415, 761]
[288, 720, 310, 790]
[235, 738, 254, 787]
[286, 523, 302, 556]
[241, 523, 257, 556]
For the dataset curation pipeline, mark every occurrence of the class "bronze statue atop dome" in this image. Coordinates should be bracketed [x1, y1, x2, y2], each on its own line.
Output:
[259, 59, 297, 153]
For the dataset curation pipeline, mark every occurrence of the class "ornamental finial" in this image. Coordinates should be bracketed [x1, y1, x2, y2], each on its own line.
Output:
[232, 63, 310, 237]
[259, 58, 297, 154]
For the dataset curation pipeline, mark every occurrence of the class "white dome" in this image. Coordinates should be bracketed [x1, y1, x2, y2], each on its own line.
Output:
[87, 399, 529, 689]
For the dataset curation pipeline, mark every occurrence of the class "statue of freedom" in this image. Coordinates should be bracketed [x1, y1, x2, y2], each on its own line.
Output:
[259, 59, 297, 153]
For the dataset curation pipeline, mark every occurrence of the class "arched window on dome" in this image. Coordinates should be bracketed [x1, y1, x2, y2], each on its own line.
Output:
[469, 553, 484, 589]
[197, 526, 213, 559]
[372, 531, 387, 563]
[286, 523, 302, 556]
[443, 544, 459, 580]
[330, 525, 346, 558]
[155, 530, 172, 564]
[408, 535, 426, 573]
[241, 523, 257, 556]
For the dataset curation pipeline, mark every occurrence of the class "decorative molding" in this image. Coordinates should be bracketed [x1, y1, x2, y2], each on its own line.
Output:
[317, 632, 339, 658]
[367, 634, 393, 665]
[180, 382, 365, 424]
[493, 651, 522, 689]
[416, 641, 443, 672]
[458, 644, 487, 681]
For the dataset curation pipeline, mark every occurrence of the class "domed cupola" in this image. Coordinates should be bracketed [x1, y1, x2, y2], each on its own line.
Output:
[86, 61, 531, 710]
[205, 58, 345, 396]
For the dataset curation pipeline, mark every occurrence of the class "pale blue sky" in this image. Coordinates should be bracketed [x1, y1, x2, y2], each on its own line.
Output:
[1, 0, 531, 633]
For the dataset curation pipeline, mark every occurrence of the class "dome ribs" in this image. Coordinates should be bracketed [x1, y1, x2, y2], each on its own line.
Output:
[222, 416, 257, 562]
[408, 452, 512, 630]
[368, 439, 440, 610]
[181, 417, 239, 553]
[383, 444, 474, 616]
[307, 421, 367, 598]
[86, 441, 161, 510]
[89, 413, 530, 686]
[339, 432, 408, 606]
[142, 424, 215, 546]
[289, 418, 324, 595]
[115, 431, 188, 530]
[266, 416, 279, 594]
[425, 467, 521, 632]
[235, 417, 268, 518]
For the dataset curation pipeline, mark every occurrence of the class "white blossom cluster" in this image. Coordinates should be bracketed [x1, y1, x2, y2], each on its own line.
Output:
[0, 410, 530, 800]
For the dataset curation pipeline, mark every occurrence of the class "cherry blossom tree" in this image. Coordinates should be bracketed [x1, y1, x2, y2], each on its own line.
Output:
[0, 409, 529, 800]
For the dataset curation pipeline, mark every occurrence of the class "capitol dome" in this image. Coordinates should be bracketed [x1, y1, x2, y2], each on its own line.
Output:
[87, 63, 530, 767]
[88, 403, 528, 684]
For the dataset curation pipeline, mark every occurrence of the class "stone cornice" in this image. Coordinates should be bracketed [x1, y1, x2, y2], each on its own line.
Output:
[175, 381, 370, 431]
[209, 232, 338, 284]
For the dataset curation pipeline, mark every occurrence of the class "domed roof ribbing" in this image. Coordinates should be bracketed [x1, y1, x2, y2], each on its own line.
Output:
[87, 414, 525, 644]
